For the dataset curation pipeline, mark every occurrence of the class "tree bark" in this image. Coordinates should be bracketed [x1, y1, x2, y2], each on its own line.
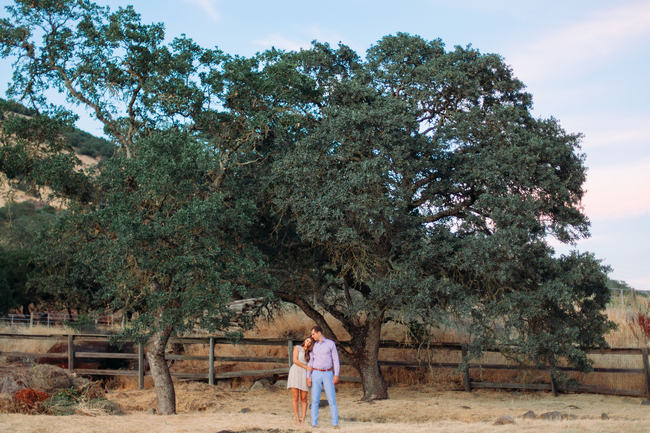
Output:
[145, 328, 176, 415]
[351, 318, 388, 401]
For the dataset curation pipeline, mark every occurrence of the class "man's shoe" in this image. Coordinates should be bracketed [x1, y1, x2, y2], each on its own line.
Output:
[332, 426, 340, 429]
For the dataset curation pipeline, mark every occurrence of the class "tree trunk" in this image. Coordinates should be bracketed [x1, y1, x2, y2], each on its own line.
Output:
[353, 318, 388, 401]
[145, 329, 176, 415]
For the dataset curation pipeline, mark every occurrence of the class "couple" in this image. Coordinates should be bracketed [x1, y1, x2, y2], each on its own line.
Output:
[287, 325, 340, 428]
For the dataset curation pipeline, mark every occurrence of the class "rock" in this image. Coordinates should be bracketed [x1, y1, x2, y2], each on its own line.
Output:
[70, 376, 91, 390]
[250, 378, 272, 391]
[642, 400, 650, 406]
[540, 411, 563, 421]
[0, 371, 30, 395]
[522, 410, 537, 419]
[274, 379, 288, 388]
[601, 413, 609, 420]
[85, 398, 123, 415]
[30, 365, 71, 393]
[460, 405, 471, 409]
[493, 415, 515, 425]
[215, 380, 231, 390]
[567, 405, 580, 409]
[239, 407, 251, 413]
[319, 399, 329, 408]
[146, 408, 155, 414]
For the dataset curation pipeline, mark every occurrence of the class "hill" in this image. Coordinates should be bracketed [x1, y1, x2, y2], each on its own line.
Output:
[0, 98, 114, 207]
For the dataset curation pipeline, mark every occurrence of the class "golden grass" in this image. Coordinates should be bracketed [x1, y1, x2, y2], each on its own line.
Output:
[3, 385, 650, 433]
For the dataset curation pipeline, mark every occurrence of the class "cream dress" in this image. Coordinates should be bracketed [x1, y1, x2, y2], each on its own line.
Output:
[286, 346, 309, 391]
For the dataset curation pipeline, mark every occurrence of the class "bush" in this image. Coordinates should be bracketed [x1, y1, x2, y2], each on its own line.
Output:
[42, 388, 79, 415]
[13, 388, 50, 413]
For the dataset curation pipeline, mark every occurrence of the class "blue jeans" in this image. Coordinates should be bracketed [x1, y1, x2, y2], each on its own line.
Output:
[310, 370, 338, 426]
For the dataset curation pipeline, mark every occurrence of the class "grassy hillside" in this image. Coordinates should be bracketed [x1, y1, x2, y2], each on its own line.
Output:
[0, 98, 115, 158]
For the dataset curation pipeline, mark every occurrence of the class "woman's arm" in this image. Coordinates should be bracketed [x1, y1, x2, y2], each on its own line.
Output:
[292, 346, 311, 370]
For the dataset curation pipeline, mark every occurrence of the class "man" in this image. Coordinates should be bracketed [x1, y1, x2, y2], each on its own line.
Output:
[306, 325, 340, 428]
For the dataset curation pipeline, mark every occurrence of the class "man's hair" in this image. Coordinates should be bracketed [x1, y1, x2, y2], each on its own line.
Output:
[311, 325, 323, 334]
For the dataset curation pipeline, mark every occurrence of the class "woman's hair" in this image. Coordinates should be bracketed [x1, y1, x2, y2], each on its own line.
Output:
[303, 337, 313, 363]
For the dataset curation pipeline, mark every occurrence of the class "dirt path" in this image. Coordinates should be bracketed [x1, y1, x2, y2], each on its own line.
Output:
[2, 384, 650, 433]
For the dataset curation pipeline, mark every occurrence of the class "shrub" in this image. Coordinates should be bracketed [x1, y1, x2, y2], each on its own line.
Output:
[13, 388, 50, 413]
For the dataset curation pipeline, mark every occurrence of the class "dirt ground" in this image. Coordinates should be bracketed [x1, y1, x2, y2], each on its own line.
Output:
[2, 381, 650, 433]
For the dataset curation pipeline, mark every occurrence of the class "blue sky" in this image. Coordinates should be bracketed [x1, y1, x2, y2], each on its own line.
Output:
[1, 0, 649, 290]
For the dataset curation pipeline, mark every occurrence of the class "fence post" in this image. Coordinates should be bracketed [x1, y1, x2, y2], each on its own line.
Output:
[209, 337, 215, 386]
[288, 339, 294, 367]
[642, 347, 650, 398]
[10, 314, 13, 326]
[550, 369, 559, 397]
[138, 342, 144, 390]
[67, 334, 74, 373]
[461, 345, 472, 392]
[30, 312, 33, 327]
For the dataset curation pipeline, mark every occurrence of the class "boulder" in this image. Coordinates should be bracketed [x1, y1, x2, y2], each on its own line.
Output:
[522, 410, 537, 419]
[250, 378, 272, 391]
[521, 410, 537, 419]
[494, 415, 515, 425]
[0, 371, 30, 395]
[30, 365, 71, 393]
[540, 411, 563, 421]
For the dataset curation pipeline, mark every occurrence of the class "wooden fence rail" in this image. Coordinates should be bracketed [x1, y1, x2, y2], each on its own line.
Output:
[1, 332, 648, 398]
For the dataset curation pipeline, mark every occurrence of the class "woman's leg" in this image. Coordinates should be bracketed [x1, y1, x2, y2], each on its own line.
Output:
[290, 388, 300, 422]
[299, 390, 308, 422]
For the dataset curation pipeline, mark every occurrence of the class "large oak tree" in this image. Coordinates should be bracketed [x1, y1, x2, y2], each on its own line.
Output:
[262, 36, 613, 400]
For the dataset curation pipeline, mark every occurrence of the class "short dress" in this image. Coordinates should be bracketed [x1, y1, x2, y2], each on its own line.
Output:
[286, 346, 309, 391]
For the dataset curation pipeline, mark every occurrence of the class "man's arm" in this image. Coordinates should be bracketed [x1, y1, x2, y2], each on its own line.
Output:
[331, 340, 340, 384]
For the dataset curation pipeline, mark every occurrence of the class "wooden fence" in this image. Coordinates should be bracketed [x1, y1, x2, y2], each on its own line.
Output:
[1, 332, 649, 398]
[0, 312, 116, 328]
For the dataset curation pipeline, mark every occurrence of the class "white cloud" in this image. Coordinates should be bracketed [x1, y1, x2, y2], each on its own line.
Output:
[508, 1, 650, 82]
[182, 0, 221, 22]
[582, 159, 650, 221]
[252, 34, 308, 52]
[253, 27, 345, 52]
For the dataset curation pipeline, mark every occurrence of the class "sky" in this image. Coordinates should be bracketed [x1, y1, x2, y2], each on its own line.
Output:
[1, 0, 649, 290]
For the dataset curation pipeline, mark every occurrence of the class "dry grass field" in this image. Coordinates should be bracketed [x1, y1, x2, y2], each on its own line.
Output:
[1, 296, 650, 432]
[2, 383, 650, 433]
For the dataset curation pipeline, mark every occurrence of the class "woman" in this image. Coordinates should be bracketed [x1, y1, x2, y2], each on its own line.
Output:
[287, 336, 313, 423]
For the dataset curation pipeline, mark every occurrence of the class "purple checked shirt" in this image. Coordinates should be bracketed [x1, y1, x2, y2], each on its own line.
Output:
[307, 337, 340, 378]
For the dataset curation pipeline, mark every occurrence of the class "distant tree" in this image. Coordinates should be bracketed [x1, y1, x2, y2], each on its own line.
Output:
[0, 247, 33, 314]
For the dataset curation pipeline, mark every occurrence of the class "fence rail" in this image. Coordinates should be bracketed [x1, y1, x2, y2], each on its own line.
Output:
[0, 332, 649, 398]
[0, 312, 116, 327]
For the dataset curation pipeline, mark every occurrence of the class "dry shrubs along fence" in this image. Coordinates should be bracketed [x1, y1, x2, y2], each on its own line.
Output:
[0, 332, 649, 398]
